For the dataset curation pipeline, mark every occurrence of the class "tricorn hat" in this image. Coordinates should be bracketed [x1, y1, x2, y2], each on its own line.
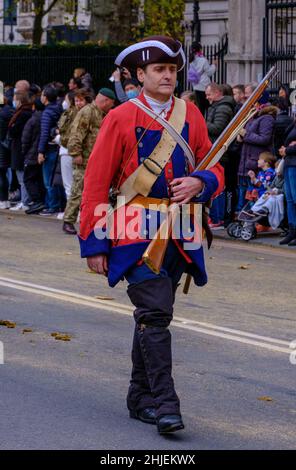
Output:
[115, 36, 186, 72]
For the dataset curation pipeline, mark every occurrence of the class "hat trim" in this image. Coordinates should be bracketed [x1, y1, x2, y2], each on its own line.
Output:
[115, 40, 186, 70]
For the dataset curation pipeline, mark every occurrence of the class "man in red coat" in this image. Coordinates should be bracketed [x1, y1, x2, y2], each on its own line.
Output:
[79, 36, 224, 434]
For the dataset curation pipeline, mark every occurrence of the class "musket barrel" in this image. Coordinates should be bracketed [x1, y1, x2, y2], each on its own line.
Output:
[196, 66, 278, 171]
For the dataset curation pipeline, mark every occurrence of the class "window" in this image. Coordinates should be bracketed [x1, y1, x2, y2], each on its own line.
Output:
[19, 0, 33, 13]
[4, 0, 17, 26]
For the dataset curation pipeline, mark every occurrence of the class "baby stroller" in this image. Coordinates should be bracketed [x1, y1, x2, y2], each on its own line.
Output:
[227, 201, 288, 241]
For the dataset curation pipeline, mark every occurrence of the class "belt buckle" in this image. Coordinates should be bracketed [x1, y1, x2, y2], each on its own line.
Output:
[143, 156, 163, 176]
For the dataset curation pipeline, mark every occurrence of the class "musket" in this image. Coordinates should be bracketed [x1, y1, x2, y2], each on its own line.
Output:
[142, 66, 278, 284]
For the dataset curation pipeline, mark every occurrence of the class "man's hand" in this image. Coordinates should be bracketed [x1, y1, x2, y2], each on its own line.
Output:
[38, 153, 45, 164]
[170, 177, 204, 204]
[87, 255, 108, 276]
[121, 67, 131, 79]
[73, 156, 83, 165]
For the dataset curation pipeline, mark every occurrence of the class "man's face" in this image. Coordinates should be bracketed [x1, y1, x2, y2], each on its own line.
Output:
[95, 94, 114, 113]
[137, 63, 177, 101]
[245, 86, 253, 99]
[205, 87, 221, 104]
[15, 80, 30, 94]
[233, 88, 245, 104]
[124, 84, 138, 93]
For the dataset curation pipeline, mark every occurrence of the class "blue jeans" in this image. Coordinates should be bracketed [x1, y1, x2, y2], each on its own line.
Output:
[42, 147, 61, 211]
[16, 170, 31, 206]
[284, 166, 296, 227]
[236, 176, 249, 212]
[210, 191, 225, 223]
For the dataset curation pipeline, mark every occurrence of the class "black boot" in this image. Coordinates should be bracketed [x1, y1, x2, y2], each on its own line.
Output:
[127, 326, 155, 417]
[137, 324, 181, 417]
[279, 225, 296, 245]
[288, 238, 296, 246]
[127, 277, 181, 418]
[63, 222, 77, 235]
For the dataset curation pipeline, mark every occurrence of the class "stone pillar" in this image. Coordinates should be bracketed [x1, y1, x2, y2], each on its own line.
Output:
[225, 0, 265, 85]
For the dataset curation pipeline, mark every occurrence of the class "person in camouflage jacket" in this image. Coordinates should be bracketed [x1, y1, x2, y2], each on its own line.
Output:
[63, 88, 115, 234]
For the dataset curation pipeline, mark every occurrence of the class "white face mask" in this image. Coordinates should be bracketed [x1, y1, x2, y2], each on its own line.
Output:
[62, 100, 69, 111]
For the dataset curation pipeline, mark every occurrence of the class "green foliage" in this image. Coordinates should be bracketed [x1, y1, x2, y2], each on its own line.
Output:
[133, 0, 185, 41]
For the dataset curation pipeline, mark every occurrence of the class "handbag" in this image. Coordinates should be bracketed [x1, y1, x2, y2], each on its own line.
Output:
[0, 135, 12, 150]
[188, 65, 201, 85]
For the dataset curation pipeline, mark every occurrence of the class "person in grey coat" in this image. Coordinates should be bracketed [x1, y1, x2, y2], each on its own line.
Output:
[189, 41, 217, 116]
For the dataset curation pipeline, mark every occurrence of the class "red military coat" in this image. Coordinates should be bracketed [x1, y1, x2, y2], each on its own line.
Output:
[79, 93, 224, 287]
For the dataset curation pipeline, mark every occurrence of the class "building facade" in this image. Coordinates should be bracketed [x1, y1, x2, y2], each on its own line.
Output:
[0, 0, 91, 44]
[185, 0, 266, 85]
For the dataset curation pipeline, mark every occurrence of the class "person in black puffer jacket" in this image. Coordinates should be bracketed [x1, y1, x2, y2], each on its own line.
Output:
[205, 82, 236, 227]
[0, 97, 14, 208]
[22, 99, 46, 214]
[279, 120, 296, 245]
[273, 97, 293, 157]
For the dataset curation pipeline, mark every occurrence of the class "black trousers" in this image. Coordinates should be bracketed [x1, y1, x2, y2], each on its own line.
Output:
[9, 169, 20, 193]
[195, 90, 209, 117]
[126, 243, 187, 418]
[0, 168, 9, 201]
[24, 164, 45, 204]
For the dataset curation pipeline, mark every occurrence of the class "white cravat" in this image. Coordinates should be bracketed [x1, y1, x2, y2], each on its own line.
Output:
[144, 94, 173, 119]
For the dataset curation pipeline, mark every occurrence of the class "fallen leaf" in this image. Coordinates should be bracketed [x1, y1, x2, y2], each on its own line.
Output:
[257, 396, 273, 402]
[94, 295, 114, 301]
[256, 257, 265, 260]
[239, 265, 250, 270]
[22, 328, 33, 334]
[0, 320, 16, 328]
[86, 270, 97, 274]
[209, 256, 216, 260]
[51, 332, 72, 341]
[65, 252, 73, 255]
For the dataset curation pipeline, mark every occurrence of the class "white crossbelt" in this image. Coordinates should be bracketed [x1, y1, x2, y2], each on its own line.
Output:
[130, 98, 196, 169]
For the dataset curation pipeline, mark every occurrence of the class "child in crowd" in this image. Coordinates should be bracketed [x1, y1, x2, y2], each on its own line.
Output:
[246, 151, 276, 203]
[247, 159, 285, 230]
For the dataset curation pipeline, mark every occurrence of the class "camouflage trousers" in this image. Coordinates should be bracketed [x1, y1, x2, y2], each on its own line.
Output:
[63, 165, 85, 224]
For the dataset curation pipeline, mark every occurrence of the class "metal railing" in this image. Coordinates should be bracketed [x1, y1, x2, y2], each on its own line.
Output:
[0, 45, 122, 90]
[263, 0, 296, 88]
[183, 34, 228, 90]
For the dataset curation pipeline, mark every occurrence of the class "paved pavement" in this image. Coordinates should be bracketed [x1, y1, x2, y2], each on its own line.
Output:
[0, 210, 295, 450]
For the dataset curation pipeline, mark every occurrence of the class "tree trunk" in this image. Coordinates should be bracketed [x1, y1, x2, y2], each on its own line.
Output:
[89, 0, 135, 43]
[32, 10, 44, 46]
